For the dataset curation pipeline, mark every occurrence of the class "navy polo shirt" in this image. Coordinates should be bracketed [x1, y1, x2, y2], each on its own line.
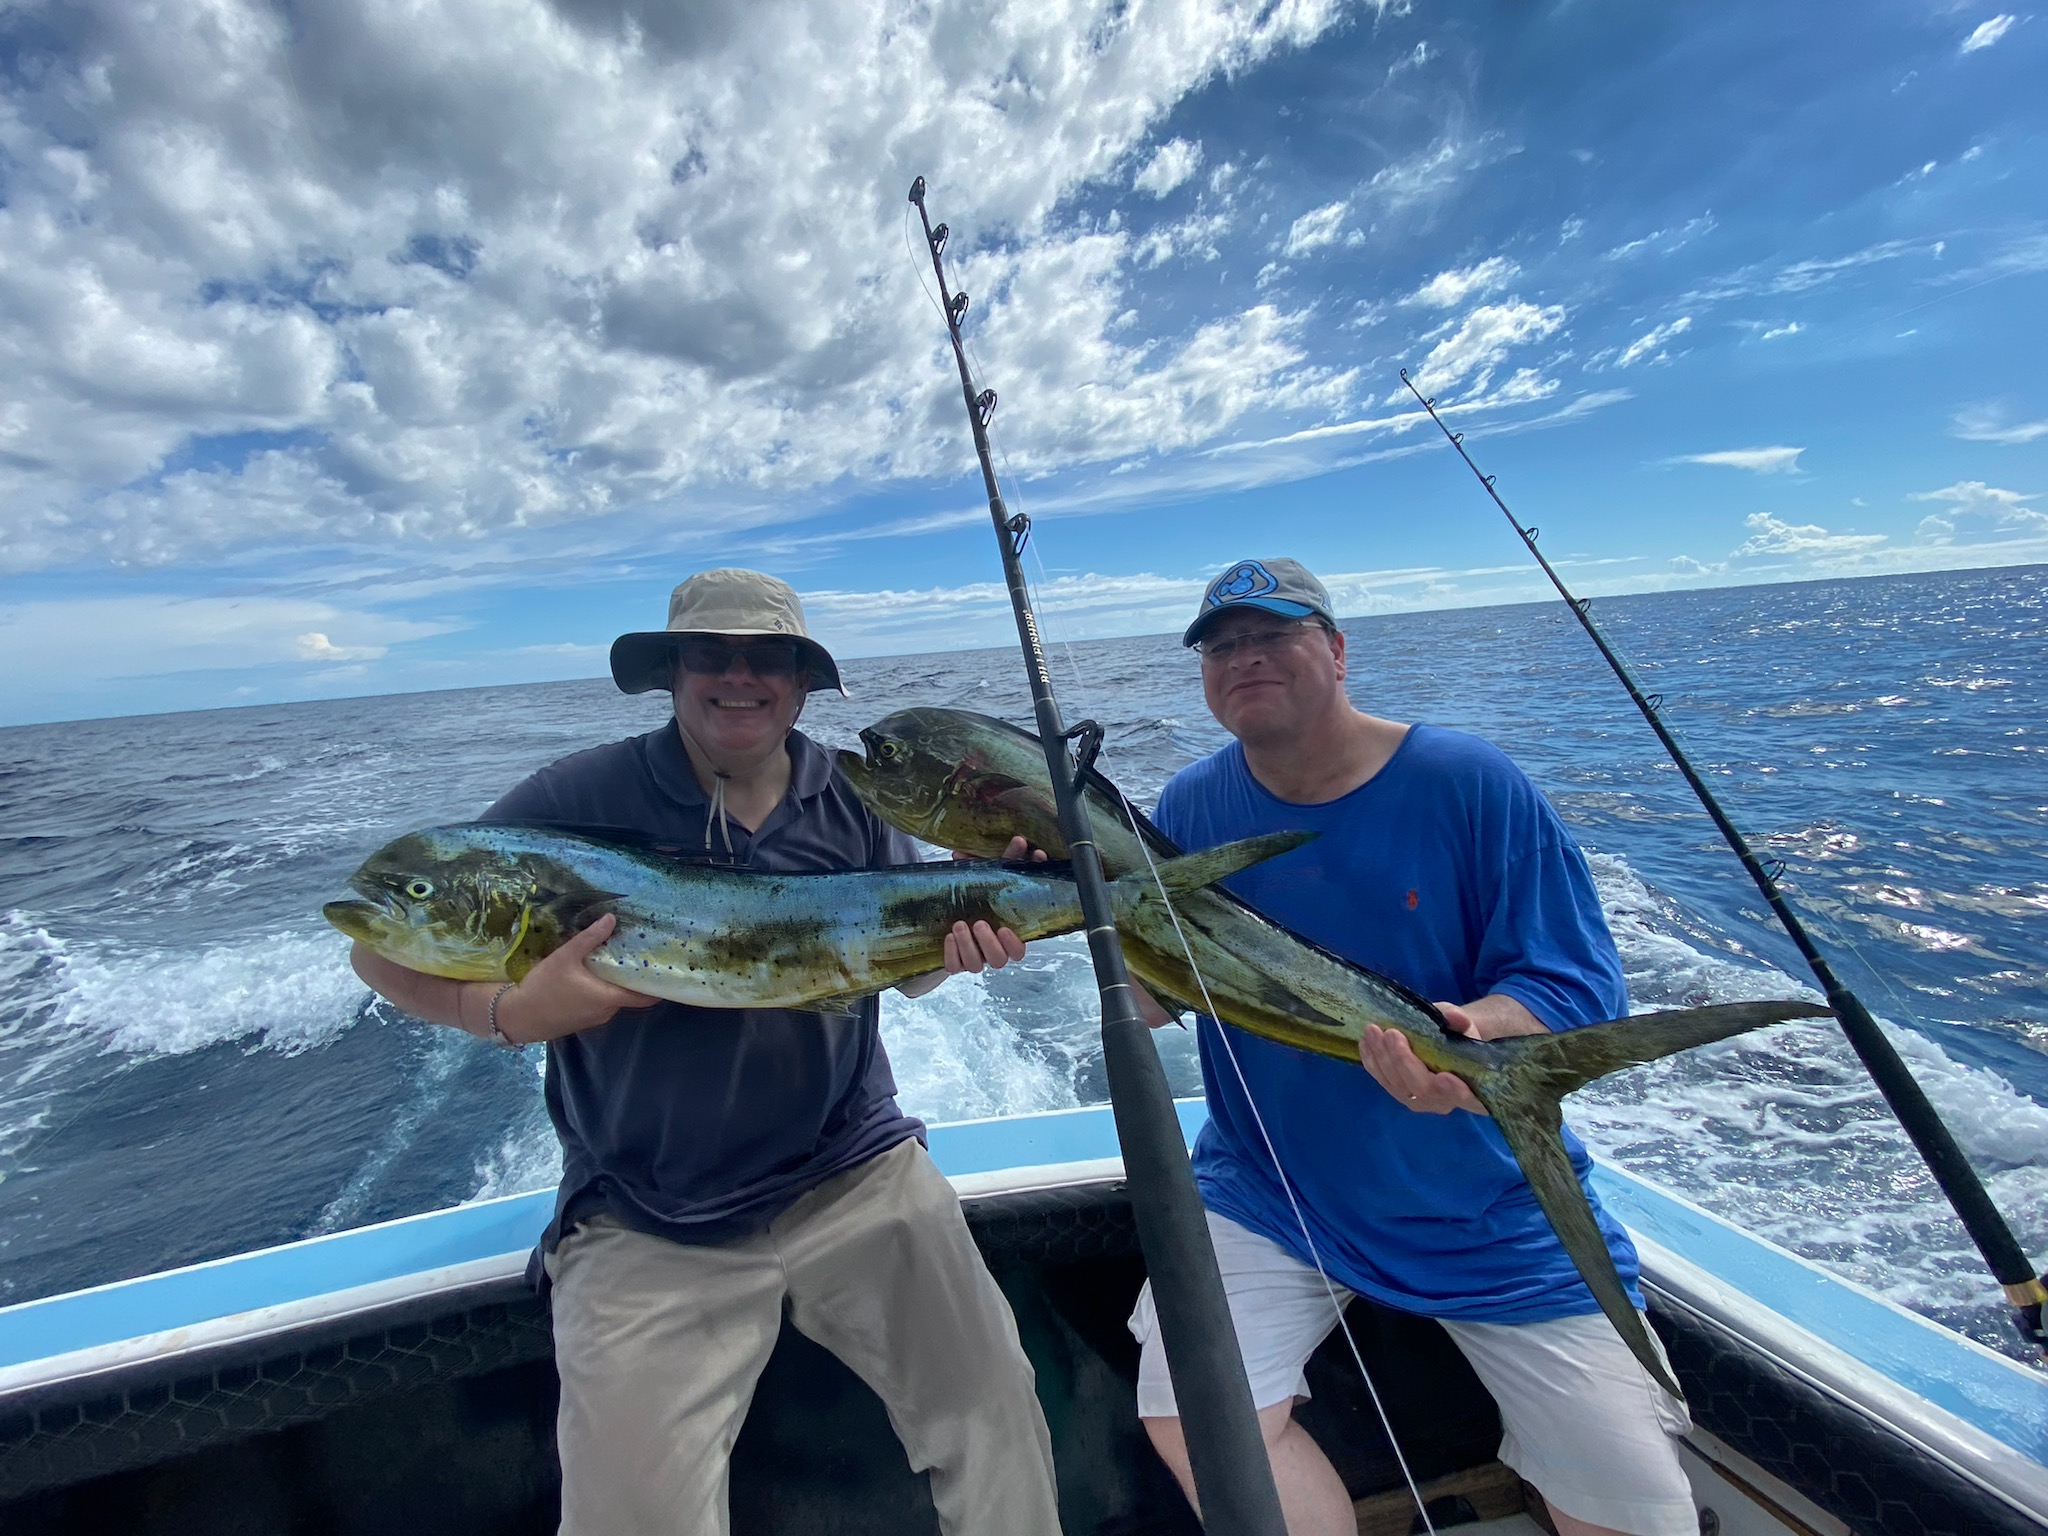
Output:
[484, 723, 925, 1253]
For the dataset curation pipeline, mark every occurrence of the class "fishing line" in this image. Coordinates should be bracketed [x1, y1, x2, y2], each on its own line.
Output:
[904, 205, 1096, 708]
[906, 202, 1123, 718]
[941, 289, 1443, 1532]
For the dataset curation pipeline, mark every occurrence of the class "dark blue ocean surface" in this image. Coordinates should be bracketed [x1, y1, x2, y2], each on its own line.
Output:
[1, 565, 2043, 1363]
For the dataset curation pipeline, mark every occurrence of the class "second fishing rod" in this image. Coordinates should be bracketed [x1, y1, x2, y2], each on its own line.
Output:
[1400, 368, 2048, 1360]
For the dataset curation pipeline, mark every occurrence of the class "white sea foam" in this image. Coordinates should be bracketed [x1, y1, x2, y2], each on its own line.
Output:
[312, 1026, 475, 1234]
[471, 1114, 566, 1204]
[880, 958, 1084, 1124]
[1576, 851, 2048, 1337]
[37, 926, 366, 1058]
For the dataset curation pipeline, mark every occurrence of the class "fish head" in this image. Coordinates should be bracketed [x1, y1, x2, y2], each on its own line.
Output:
[323, 827, 554, 981]
[840, 709, 1071, 857]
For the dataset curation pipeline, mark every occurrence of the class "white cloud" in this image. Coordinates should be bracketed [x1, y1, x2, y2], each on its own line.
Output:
[1603, 214, 1716, 262]
[1960, 15, 2015, 53]
[1760, 321, 1804, 340]
[1404, 257, 1519, 308]
[1397, 301, 1567, 399]
[1283, 200, 1352, 256]
[0, 0, 1348, 574]
[1909, 480, 2044, 542]
[1135, 210, 1234, 268]
[1953, 405, 2048, 444]
[1731, 513, 1887, 561]
[1352, 136, 1512, 222]
[1614, 315, 1692, 368]
[1134, 138, 1204, 197]
[1768, 241, 1921, 293]
[956, 240, 1352, 472]
[1671, 447, 1805, 474]
[297, 632, 389, 663]
[0, 595, 452, 684]
[1683, 238, 1929, 306]
[1385, 40, 1430, 80]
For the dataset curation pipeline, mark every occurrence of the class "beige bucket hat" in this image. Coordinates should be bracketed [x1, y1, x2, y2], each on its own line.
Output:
[609, 569, 846, 696]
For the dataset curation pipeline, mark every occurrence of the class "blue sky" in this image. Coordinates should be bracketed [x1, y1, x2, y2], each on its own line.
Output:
[0, 0, 2043, 725]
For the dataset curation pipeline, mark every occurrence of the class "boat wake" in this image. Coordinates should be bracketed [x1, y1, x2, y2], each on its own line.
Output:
[1578, 853, 2048, 1360]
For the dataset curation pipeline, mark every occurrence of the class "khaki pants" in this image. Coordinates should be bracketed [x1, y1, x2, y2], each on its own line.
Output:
[546, 1139, 1061, 1536]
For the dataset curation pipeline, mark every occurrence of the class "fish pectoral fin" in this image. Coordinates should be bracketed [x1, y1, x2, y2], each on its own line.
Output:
[1475, 1076, 1685, 1401]
[548, 888, 624, 932]
[503, 888, 624, 981]
[1494, 998, 1831, 1099]
[803, 990, 877, 1021]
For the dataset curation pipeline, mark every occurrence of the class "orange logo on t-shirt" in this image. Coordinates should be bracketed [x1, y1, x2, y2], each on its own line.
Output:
[1404, 889, 1420, 910]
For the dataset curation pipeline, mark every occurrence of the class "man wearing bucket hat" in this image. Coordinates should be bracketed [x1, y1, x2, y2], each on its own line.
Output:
[349, 568, 1060, 1536]
[1124, 558, 1694, 1536]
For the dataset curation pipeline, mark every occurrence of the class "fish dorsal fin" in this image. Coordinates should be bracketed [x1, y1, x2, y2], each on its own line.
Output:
[1076, 762, 1183, 857]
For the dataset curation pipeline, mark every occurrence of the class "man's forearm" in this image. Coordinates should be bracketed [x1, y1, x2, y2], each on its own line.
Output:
[351, 944, 494, 1039]
[1458, 993, 1550, 1040]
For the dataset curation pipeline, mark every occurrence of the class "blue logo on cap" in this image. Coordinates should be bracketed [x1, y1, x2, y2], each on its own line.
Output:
[1208, 560, 1278, 607]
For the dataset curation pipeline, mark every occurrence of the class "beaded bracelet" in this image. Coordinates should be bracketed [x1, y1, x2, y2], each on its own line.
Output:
[486, 983, 518, 1047]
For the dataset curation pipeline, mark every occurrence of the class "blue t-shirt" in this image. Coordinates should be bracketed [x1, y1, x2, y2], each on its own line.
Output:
[1155, 724, 1641, 1322]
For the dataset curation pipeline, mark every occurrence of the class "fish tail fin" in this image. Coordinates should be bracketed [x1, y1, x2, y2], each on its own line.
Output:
[1467, 998, 1829, 1399]
[1492, 999, 1830, 1099]
[1111, 830, 1315, 911]
[1468, 1075, 1684, 1399]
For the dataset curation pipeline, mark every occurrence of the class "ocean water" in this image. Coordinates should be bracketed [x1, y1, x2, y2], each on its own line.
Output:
[1, 565, 2044, 1366]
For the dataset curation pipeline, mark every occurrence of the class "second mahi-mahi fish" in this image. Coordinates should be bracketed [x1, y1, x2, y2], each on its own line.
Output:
[838, 708, 1832, 1399]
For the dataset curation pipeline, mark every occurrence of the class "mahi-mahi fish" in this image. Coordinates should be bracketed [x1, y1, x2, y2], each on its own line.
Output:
[836, 708, 1830, 1398]
[324, 821, 1309, 1011]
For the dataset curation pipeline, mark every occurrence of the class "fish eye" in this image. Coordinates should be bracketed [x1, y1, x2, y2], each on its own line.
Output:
[404, 880, 434, 900]
[878, 739, 902, 762]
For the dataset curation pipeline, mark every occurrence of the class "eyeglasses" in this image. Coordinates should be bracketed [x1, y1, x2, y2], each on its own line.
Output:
[1195, 618, 1324, 666]
[675, 638, 806, 679]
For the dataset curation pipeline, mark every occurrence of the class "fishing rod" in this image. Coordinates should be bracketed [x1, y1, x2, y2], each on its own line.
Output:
[1399, 369, 2048, 1360]
[908, 177, 1289, 1536]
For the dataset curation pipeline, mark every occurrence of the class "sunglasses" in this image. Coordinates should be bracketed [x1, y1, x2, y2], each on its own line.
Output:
[674, 638, 807, 679]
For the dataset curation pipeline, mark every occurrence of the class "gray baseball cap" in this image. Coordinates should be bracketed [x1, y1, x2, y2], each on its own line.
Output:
[1182, 557, 1336, 647]
[609, 568, 846, 695]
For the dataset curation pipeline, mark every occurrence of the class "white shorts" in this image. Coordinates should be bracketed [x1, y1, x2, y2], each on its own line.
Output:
[1129, 1211, 1697, 1536]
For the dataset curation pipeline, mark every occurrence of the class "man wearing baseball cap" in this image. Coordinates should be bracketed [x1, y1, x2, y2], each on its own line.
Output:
[350, 569, 1060, 1536]
[1125, 558, 1694, 1536]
